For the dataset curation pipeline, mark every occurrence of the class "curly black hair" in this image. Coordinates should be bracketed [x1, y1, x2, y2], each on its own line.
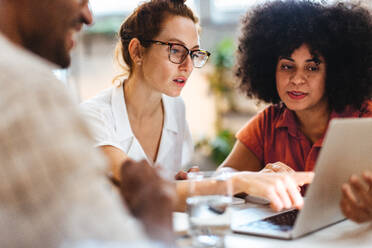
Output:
[236, 0, 372, 112]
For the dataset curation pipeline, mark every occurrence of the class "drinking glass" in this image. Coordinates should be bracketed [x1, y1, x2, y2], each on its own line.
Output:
[186, 171, 233, 248]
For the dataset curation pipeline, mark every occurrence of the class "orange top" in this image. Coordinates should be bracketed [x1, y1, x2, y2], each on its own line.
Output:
[236, 101, 372, 171]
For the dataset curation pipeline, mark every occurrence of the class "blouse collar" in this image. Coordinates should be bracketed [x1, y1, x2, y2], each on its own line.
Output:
[111, 82, 179, 141]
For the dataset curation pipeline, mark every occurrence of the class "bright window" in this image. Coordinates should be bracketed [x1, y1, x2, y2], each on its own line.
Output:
[90, 0, 196, 16]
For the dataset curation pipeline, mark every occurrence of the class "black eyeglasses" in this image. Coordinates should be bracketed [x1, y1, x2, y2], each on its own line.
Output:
[142, 40, 211, 68]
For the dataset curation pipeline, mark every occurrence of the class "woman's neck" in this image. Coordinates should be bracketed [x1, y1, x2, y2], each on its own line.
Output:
[124, 76, 163, 120]
[294, 104, 331, 144]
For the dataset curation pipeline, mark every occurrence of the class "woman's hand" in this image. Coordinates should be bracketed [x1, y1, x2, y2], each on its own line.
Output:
[260, 162, 296, 173]
[340, 171, 372, 223]
[174, 166, 200, 180]
[231, 172, 314, 211]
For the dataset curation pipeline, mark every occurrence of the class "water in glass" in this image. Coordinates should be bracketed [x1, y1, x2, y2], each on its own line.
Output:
[187, 195, 232, 248]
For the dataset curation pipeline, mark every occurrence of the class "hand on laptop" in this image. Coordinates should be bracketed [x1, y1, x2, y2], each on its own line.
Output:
[119, 159, 176, 244]
[340, 171, 372, 223]
[232, 172, 314, 211]
[260, 162, 296, 173]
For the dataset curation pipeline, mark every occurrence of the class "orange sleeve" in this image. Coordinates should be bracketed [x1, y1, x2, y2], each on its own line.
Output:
[236, 107, 270, 163]
[360, 100, 372, 117]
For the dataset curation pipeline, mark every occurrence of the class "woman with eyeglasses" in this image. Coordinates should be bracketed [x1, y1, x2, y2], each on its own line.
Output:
[81, 0, 210, 182]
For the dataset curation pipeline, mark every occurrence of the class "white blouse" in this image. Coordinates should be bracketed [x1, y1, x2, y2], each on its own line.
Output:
[80, 83, 194, 180]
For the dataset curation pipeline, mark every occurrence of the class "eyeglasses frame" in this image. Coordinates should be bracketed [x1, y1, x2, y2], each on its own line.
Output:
[141, 39, 211, 68]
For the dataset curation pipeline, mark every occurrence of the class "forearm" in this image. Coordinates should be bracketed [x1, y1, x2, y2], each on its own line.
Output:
[100, 145, 128, 181]
[218, 141, 262, 171]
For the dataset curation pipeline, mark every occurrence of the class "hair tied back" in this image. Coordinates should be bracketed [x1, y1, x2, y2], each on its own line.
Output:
[169, 0, 186, 4]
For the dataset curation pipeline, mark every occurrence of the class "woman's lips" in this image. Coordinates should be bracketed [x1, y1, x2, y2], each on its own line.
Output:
[173, 77, 186, 87]
[287, 91, 308, 100]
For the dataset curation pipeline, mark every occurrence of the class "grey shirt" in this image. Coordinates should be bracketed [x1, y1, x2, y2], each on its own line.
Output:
[0, 34, 154, 248]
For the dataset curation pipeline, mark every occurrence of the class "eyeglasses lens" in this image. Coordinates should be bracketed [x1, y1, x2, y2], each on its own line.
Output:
[169, 44, 208, 68]
[191, 51, 209, 68]
[169, 44, 187, 64]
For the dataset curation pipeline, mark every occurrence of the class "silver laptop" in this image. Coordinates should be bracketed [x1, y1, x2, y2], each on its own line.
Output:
[231, 118, 372, 239]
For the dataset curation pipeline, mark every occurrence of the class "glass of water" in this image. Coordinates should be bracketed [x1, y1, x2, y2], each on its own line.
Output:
[186, 171, 233, 248]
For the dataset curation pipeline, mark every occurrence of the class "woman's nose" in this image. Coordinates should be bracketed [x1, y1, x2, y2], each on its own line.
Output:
[179, 54, 194, 73]
[290, 70, 307, 85]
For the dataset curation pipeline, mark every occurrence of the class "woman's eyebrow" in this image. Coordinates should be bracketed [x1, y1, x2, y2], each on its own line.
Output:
[168, 38, 199, 50]
[279, 56, 294, 61]
[306, 58, 323, 63]
[279, 57, 323, 63]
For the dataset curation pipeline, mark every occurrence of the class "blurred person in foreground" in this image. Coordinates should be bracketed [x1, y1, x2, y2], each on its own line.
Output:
[80, 0, 314, 212]
[0, 0, 174, 247]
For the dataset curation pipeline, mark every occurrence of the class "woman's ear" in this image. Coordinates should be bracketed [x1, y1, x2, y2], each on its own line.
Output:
[128, 38, 144, 65]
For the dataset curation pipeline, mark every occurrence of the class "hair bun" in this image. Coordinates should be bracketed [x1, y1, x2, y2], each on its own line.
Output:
[169, 0, 186, 4]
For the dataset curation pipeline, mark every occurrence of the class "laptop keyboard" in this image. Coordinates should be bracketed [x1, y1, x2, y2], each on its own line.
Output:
[245, 209, 299, 232]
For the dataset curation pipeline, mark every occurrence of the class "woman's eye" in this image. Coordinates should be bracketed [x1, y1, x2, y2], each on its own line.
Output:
[191, 52, 200, 59]
[170, 48, 181, 54]
[280, 64, 293, 70]
[306, 65, 319, 71]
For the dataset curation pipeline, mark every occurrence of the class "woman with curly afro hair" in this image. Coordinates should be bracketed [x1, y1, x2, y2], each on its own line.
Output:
[219, 0, 372, 174]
